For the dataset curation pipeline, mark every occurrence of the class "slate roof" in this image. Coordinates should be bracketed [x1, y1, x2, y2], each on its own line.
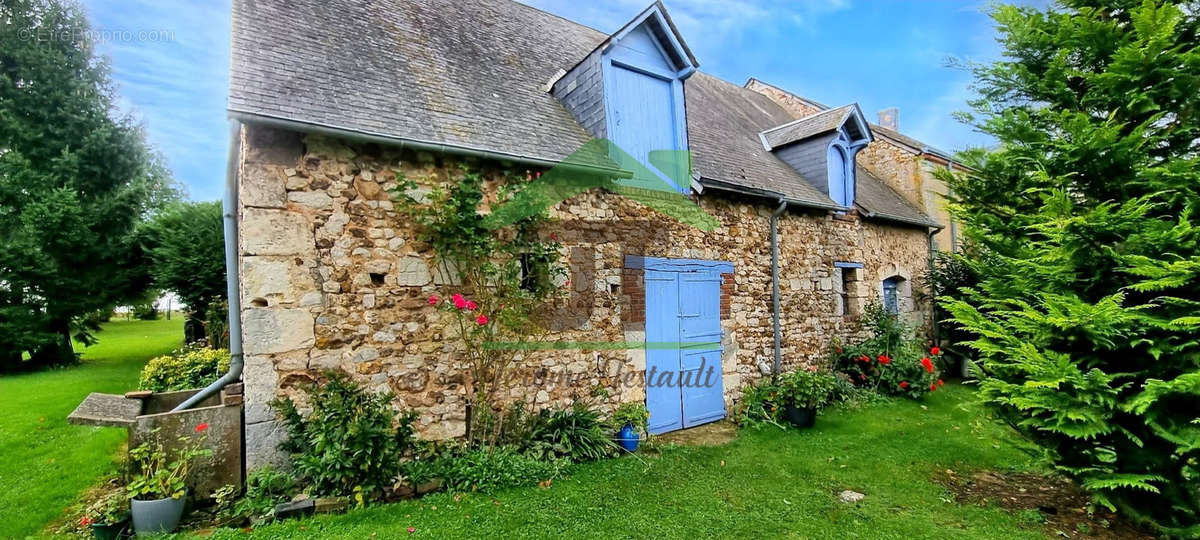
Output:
[229, 0, 937, 227]
[684, 72, 832, 207]
[759, 105, 858, 149]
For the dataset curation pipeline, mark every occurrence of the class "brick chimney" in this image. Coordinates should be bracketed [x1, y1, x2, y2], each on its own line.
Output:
[877, 107, 899, 130]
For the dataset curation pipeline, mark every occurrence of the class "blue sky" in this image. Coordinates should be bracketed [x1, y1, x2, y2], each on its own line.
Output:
[83, 0, 1014, 202]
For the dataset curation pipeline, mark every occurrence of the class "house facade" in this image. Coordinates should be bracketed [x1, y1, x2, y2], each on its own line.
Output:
[230, 0, 954, 469]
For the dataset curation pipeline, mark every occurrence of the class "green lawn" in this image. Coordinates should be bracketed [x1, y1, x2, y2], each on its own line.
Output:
[205, 385, 1046, 540]
[0, 318, 183, 538]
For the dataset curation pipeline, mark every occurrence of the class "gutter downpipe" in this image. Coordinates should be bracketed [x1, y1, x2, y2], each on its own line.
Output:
[927, 225, 944, 348]
[173, 120, 245, 411]
[770, 199, 788, 381]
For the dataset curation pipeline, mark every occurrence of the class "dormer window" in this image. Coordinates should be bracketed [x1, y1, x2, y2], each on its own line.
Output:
[760, 104, 874, 209]
[550, 3, 698, 194]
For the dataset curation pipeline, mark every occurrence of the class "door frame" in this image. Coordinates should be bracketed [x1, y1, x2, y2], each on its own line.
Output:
[629, 256, 733, 434]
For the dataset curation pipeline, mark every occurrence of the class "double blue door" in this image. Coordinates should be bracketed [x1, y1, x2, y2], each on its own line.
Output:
[644, 267, 725, 434]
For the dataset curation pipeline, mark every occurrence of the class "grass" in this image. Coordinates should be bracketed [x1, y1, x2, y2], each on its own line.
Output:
[203, 385, 1047, 540]
[0, 318, 183, 538]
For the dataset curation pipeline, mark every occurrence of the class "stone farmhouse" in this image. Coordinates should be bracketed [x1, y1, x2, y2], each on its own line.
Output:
[228, 0, 964, 468]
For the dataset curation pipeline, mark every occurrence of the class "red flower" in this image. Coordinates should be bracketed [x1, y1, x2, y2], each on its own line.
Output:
[465, 300, 478, 311]
[937, 379, 945, 387]
[476, 314, 489, 325]
[427, 295, 439, 305]
[195, 422, 209, 433]
[859, 374, 867, 381]
[452, 293, 468, 310]
[80, 516, 93, 527]
[930, 384, 937, 392]
[930, 346, 941, 356]
[859, 355, 870, 363]
[408, 527, 416, 533]
[920, 356, 935, 373]
[899, 381, 909, 389]
[878, 355, 892, 365]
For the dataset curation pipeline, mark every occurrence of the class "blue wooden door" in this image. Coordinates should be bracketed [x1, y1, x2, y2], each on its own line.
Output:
[644, 268, 725, 434]
[679, 272, 725, 427]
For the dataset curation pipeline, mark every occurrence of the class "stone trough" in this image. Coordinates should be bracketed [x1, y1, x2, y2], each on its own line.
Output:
[68, 385, 245, 499]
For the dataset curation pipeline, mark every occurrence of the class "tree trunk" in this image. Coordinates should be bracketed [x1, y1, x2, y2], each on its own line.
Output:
[29, 318, 76, 368]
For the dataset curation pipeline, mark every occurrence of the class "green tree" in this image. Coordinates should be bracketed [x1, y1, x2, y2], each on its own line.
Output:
[942, 0, 1200, 533]
[0, 0, 179, 370]
[140, 201, 226, 329]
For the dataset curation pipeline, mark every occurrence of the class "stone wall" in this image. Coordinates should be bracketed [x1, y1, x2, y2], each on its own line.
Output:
[237, 124, 933, 469]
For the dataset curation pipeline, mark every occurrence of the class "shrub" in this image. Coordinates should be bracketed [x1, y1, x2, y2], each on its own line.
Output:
[271, 371, 418, 497]
[523, 402, 616, 462]
[780, 368, 839, 409]
[401, 446, 564, 493]
[138, 347, 230, 392]
[733, 377, 787, 427]
[231, 466, 297, 522]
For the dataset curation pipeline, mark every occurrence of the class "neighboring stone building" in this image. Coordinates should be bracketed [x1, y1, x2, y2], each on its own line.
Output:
[229, 0, 954, 468]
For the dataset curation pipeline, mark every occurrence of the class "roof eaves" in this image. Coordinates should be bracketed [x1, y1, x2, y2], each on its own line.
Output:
[696, 176, 847, 212]
[858, 207, 943, 229]
[228, 109, 633, 178]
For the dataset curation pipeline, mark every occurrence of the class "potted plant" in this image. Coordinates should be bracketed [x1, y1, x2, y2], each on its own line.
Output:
[80, 491, 128, 540]
[126, 425, 212, 535]
[780, 368, 837, 428]
[610, 403, 649, 452]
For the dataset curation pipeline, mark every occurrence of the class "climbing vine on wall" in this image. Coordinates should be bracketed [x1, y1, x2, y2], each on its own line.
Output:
[391, 165, 565, 440]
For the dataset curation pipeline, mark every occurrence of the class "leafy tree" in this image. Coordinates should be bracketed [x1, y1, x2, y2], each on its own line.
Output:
[0, 0, 179, 370]
[140, 201, 226, 328]
[942, 0, 1200, 533]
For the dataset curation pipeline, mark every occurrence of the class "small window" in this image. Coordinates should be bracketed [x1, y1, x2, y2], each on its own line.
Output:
[882, 276, 904, 315]
[519, 252, 552, 293]
[835, 265, 860, 316]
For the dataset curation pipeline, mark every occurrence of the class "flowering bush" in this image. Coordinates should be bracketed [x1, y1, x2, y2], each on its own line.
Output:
[832, 303, 941, 399]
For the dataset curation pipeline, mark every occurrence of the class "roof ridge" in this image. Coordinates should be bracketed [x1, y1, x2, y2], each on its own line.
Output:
[511, 0, 609, 38]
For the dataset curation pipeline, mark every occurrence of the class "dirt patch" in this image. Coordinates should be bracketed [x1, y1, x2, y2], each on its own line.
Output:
[936, 470, 1152, 539]
[655, 420, 738, 446]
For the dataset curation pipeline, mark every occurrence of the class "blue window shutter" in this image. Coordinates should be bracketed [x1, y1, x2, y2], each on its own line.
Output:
[828, 145, 847, 206]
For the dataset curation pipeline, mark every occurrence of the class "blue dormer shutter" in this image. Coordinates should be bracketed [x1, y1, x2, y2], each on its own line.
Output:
[609, 65, 682, 190]
[827, 145, 848, 206]
[600, 17, 693, 194]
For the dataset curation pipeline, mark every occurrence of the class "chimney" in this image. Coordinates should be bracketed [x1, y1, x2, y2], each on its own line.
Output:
[878, 107, 898, 130]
